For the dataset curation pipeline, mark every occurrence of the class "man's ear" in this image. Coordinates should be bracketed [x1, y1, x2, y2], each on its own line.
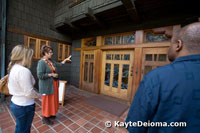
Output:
[175, 40, 183, 52]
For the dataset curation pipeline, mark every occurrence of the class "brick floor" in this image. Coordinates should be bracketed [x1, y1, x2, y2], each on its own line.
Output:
[0, 86, 129, 133]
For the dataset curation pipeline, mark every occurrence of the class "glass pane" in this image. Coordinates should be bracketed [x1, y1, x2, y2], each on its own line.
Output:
[144, 66, 152, 75]
[40, 40, 46, 46]
[85, 54, 89, 59]
[114, 54, 120, 60]
[121, 65, 129, 89]
[145, 54, 152, 61]
[123, 54, 130, 60]
[116, 36, 121, 44]
[59, 45, 63, 59]
[104, 37, 113, 45]
[106, 54, 111, 60]
[91, 54, 94, 59]
[29, 39, 36, 57]
[154, 54, 158, 61]
[104, 63, 111, 86]
[113, 64, 119, 88]
[84, 62, 88, 81]
[88, 40, 96, 46]
[158, 54, 167, 61]
[112, 37, 116, 44]
[123, 34, 135, 44]
[89, 63, 94, 83]
[146, 32, 170, 42]
[65, 45, 68, 58]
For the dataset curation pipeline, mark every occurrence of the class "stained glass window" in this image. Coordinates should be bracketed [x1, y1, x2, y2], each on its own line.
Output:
[123, 54, 130, 60]
[104, 37, 113, 45]
[84, 62, 88, 81]
[116, 36, 121, 44]
[87, 40, 96, 46]
[123, 34, 135, 44]
[121, 65, 129, 89]
[104, 33, 135, 45]
[146, 32, 170, 42]
[113, 64, 119, 88]
[89, 63, 94, 83]
[114, 54, 120, 60]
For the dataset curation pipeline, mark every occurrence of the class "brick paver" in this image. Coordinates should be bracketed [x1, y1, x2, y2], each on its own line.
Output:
[0, 86, 129, 133]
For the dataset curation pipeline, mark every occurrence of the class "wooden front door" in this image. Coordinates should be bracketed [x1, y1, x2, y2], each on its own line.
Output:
[141, 47, 170, 78]
[82, 51, 95, 92]
[101, 50, 134, 100]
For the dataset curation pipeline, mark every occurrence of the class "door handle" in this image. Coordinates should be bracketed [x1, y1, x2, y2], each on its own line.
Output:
[130, 66, 133, 76]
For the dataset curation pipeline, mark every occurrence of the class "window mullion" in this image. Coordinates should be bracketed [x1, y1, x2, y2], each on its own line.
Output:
[62, 44, 65, 60]
[36, 39, 40, 59]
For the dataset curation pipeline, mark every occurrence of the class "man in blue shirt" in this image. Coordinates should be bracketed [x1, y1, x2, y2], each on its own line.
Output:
[126, 22, 200, 133]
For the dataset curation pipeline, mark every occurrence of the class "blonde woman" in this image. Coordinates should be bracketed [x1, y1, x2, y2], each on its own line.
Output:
[8, 45, 41, 133]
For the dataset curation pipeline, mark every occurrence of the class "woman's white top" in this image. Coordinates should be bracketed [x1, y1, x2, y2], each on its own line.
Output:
[8, 64, 40, 106]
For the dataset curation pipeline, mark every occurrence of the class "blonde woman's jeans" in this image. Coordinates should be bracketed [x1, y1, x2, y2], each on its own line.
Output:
[10, 101, 35, 133]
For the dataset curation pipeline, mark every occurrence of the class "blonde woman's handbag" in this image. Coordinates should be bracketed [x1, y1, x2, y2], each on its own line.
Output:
[0, 75, 10, 95]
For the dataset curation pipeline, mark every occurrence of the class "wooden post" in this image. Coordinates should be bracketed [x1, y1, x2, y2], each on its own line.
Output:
[79, 39, 85, 90]
[131, 47, 143, 102]
[135, 30, 144, 44]
[95, 36, 103, 93]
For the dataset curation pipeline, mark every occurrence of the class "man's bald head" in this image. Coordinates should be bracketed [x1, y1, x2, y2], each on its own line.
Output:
[168, 22, 200, 62]
[174, 22, 200, 53]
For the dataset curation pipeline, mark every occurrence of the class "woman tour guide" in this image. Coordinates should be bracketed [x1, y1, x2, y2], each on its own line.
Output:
[37, 45, 71, 125]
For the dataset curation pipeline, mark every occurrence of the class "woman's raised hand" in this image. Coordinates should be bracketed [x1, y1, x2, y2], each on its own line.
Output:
[62, 55, 72, 64]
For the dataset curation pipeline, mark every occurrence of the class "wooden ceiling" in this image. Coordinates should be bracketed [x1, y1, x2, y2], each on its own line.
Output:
[55, 0, 199, 38]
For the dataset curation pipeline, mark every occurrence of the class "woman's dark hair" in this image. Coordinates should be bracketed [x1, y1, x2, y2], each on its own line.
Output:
[41, 45, 53, 56]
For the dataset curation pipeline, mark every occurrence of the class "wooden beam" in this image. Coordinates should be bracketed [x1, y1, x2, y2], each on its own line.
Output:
[101, 42, 170, 50]
[49, 24, 57, 32]
[54, 21, 65, 29]
[64, 18, 80, 31]
[121, 0, 140, 23]
[85, 7, 105, 28]
[74, 42, 170, 51]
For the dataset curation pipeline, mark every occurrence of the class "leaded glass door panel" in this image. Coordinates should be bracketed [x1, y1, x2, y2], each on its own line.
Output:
[101, 50, 134, 100]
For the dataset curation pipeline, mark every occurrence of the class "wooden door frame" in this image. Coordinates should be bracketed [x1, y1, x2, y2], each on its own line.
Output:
[81, 50, 95, 92]
[80, 50, 101, 93]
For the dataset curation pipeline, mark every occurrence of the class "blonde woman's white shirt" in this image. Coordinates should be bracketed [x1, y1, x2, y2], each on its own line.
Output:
[8, 64, 40, 106]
